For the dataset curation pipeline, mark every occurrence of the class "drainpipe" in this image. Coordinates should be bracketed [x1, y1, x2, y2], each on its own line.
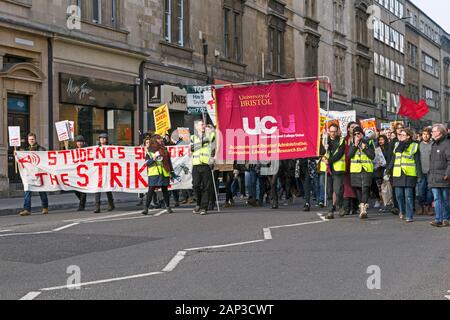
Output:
[139, 60, 145, 141]
[48, 37, 54, 150]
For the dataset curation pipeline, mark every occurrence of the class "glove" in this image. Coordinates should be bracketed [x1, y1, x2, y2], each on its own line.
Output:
[208, 158, 215, 170]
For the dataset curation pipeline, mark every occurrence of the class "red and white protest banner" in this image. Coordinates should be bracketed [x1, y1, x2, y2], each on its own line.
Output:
[15, 146, 192, 193]
[216, 81, 321, 161]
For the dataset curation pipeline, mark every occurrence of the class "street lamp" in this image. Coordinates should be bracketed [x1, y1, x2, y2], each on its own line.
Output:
[389, 16, 412, 25]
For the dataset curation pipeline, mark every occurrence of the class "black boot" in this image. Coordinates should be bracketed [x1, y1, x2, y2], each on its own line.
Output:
[94, 204, 100, 213]
[107, 202, 115, 212]
[141, 208, 149, 215]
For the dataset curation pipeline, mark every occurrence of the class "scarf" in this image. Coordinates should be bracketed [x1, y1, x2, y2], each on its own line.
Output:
[396, 140, 411, 153]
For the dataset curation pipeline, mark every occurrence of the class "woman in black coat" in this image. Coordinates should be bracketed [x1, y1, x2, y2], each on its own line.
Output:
[386, 128, 422, 223]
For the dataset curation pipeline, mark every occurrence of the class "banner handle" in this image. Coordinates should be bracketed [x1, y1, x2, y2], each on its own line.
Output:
[64, 140, 69, 151]
[14, 147, 18, 174]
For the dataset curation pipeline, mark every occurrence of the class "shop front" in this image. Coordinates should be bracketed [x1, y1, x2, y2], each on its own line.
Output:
[59, 73, 135, 147]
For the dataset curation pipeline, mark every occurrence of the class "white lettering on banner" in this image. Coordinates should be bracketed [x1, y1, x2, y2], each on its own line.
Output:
[15, 146, 192, 193]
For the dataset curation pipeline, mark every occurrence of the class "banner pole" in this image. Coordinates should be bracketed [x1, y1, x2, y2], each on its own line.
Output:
[14, 147, 18, 174]
[64, 140, 69, 151]
[211, 168, 220, 213]
[324, 80, 331, 209]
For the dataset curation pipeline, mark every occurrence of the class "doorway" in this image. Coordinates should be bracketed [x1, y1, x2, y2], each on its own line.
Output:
[7, 94, 30, 183]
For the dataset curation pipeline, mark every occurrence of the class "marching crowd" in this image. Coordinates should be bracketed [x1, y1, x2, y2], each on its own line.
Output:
[17, 119, 450, 228]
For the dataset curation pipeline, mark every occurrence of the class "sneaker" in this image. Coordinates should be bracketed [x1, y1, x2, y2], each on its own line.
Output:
[303, 203, 311, 212]
[405, 219, 414, 223]
[193, 206, 201, 214]
[374, 201, 381, 208]
[42, 208, 49, 215]
[199, 209, 208, 215]
[19, 209, 31, 217]
[166, 207, 174, 214]
[442, 221, 450, 227]
[399, 214, 406, 220]
[319, 202, 325, 208]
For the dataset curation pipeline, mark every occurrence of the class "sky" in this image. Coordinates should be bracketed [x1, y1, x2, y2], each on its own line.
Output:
[411, 0, 450, 34]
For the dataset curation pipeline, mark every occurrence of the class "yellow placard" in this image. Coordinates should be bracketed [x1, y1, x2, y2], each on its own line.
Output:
[154, 104, 171, 135]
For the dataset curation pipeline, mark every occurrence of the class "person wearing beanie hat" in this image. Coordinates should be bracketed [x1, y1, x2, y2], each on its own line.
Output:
[348, 126, 376, 219]
[74, 135, 87, 211]
[94, 132, 115, 213]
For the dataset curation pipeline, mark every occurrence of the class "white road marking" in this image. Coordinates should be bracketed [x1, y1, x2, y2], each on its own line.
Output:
[19, 291, 41, 300]
[317, 213, 327, 222]
[0, 231, 52, 238]
[0, 230, 12, 233]
[162, 251, 187, 272]
[185, 240, 265, 252]
[270, 220, 325, 229]
[83, 215, 153, 223]
[52, 223, 79, 232]
[153, 210, 166, 217]
[263, 228, 272, 240]
[40, 272, 163, 291]
[63, 211, 143, 223]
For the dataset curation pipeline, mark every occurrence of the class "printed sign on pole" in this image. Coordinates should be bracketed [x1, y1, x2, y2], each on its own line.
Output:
[55, 121, 71, 142]
[153, 104, 171, 135]
[8, 126, 21, 147]
[204, 89, 217, 126]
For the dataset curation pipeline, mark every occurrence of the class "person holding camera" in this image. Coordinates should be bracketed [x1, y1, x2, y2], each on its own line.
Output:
[141, 135, 175, 215]
[348, 126, 375, 219]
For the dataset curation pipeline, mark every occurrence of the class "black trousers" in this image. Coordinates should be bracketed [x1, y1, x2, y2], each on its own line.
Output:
[95, 192, 113, 205]
[146, 186, 170, 209]
[193, 165, 214, 210]
[297, 160, 311, 204]
[270, 171, 293, 205]
[354, 187, 370, 204]
[223, 171, 234, 202]
[74, 191, 86, 208]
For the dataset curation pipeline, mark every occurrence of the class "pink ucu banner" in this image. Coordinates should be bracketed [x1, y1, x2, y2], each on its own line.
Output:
[215, 81, 321, 161]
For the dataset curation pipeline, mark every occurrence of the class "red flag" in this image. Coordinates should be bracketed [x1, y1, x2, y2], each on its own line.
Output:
[398, 95, 429, 120]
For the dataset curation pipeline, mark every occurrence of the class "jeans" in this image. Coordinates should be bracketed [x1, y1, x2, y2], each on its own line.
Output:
[24, 191, 48, 211]
[417, 175, 433, 206]
[431, 188, 449, 223]
[245, 170, 257, 200]
[395, 187, 415, 220]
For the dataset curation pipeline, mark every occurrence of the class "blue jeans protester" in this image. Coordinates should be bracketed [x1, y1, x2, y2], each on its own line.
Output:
[394, 187, 415, 220]
[24, 191, 48, 212]
[431, 188, 449, 223]
[417, 174, 433, 206]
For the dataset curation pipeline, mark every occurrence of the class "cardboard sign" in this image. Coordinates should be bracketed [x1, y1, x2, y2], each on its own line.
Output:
[68, 121, 75, 141]
[55, 121, 71, 142]
[153, 104, 171, 135]
[360, 118, 377, 132]
[8, 126, 21, 147]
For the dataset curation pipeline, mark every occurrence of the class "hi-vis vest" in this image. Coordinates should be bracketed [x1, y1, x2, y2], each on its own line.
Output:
[147, 151, 170, 177]
[350, 140, 374, 174]
[320, 137, 346, 173]
[393, 142, 419, 178]
[191, 132, 215, 166]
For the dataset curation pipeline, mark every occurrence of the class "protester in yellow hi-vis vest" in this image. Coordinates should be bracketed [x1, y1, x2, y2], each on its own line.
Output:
[386, 128, 422, 223]
[191, 120, 216, 215]
[319, 123, 346, 219]
[348, 126, 376, 219]
[141, 135, 175, 216]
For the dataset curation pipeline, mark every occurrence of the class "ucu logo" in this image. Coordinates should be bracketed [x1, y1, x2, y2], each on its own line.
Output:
[243, 115, 296, 135]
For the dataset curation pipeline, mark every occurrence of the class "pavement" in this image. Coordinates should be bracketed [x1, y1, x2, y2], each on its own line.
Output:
[0, 197, 449, 301]
[0, 192, 141, 216]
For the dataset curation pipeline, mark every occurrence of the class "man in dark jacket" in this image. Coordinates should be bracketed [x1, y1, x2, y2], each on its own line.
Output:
[429, 124, 450, 227]
[18, 133, 49, 217]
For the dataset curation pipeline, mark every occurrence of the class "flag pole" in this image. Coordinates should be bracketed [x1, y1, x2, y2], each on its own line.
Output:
[14, 147, 18, 174]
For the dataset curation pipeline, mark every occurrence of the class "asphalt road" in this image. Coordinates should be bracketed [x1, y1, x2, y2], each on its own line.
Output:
[0, 198, 449, 301]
